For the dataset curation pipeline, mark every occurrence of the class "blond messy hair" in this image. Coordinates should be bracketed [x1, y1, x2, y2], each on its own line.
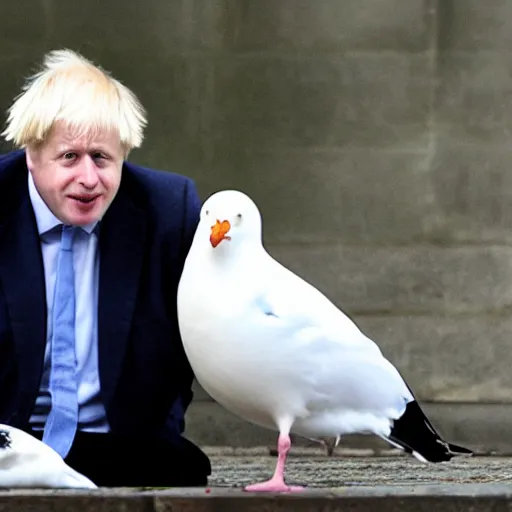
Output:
[2, 49, 147, 151]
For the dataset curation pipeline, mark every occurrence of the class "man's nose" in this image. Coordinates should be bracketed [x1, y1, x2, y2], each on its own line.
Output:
[78, 156, 100, 188]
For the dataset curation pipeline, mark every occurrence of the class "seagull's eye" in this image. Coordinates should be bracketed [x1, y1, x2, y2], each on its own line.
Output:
[205, 210, 209, 216]
[234, 213, 242, 226]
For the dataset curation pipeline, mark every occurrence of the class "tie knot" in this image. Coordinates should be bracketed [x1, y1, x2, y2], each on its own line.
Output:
[60, 225, 76, 251]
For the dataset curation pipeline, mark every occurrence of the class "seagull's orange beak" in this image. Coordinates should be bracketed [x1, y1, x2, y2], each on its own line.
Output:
[210, 219, 231, 248]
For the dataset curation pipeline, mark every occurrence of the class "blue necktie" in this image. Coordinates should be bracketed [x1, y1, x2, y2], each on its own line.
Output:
[42, 225, 78, 458]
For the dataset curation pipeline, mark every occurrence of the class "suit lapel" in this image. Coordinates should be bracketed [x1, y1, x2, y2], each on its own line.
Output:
[0, 193, 47, 416]
[98, 186, 147, 408]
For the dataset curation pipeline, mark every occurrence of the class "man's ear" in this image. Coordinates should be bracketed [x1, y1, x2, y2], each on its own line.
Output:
[25, 147, 34, 171]
[25, 145, 38, 171]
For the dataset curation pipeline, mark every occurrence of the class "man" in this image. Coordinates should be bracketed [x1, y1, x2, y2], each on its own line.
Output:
[0, 49, 211, 486]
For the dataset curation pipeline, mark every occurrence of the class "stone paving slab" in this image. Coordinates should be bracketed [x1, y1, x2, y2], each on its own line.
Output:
[1, 484, 512, 512]
[0, 455, 511, 511]
[207, 452, 512, 488]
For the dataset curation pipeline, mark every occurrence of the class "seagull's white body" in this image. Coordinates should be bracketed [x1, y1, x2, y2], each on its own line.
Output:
[177, 190, 471, 491]
[0, 425, 97, 489]
[179, 236, 412, 442]
[179, 191, 410, 442]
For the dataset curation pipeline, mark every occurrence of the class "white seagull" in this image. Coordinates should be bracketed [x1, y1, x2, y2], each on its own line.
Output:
[0, 425, 97, 488]
[177, 190, 473, 493]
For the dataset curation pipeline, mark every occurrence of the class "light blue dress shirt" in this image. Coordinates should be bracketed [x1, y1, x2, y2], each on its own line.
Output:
[28, 173, 110, 433]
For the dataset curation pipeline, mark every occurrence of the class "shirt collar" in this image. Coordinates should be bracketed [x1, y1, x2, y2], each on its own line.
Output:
[28, 172, 98, 236]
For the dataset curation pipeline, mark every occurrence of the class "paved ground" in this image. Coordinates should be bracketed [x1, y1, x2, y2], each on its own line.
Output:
[0, 452, 512, 511]
[205, 448, 512, 489]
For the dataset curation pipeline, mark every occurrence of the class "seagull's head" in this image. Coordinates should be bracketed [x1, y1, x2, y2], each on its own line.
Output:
[199, 190, 263, 250]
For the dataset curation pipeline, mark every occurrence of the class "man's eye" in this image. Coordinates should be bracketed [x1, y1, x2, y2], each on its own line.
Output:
[93, 152, 106, 160]
[63, 152, 76, 160]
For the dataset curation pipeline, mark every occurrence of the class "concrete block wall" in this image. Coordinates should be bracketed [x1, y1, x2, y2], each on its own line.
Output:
[1, 0, 512, 448]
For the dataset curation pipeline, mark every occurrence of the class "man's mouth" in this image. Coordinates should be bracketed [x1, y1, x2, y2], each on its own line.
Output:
[69, 195, 99, 204]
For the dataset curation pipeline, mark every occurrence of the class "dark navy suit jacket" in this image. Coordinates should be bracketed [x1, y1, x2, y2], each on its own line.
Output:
[0, 149, 201, 446]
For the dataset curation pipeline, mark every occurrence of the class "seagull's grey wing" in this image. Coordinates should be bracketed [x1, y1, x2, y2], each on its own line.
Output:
[252, 274, 382, 355]
[250, 287, 412, 415]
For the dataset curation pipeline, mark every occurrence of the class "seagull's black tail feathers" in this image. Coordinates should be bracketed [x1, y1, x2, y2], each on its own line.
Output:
[386, 400, 473, 463]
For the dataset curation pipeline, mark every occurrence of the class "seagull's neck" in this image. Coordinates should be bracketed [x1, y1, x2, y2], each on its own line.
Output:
[209, 240, 268, 269]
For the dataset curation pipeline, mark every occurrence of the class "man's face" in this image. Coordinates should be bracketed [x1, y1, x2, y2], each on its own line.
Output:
[26, 121, 125, 226]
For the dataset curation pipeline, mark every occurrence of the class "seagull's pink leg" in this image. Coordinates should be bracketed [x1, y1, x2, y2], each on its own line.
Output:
[244, 433, 305, 492]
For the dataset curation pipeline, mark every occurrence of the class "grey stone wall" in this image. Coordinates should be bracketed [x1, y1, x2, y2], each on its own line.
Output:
[1, 0, 512, 407]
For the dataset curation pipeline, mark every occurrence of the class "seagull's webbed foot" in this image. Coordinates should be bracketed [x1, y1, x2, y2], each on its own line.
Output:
[245, 477, 304, 493]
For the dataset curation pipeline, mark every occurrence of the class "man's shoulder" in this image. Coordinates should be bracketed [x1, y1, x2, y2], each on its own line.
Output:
[0, 149, 27, 179]
[122, 159, 195, 203]
[119, 159, 202, 230]
[0, 149, 25, 163]
[119, 160, 201, 255]
[0, 150, 28, 217]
